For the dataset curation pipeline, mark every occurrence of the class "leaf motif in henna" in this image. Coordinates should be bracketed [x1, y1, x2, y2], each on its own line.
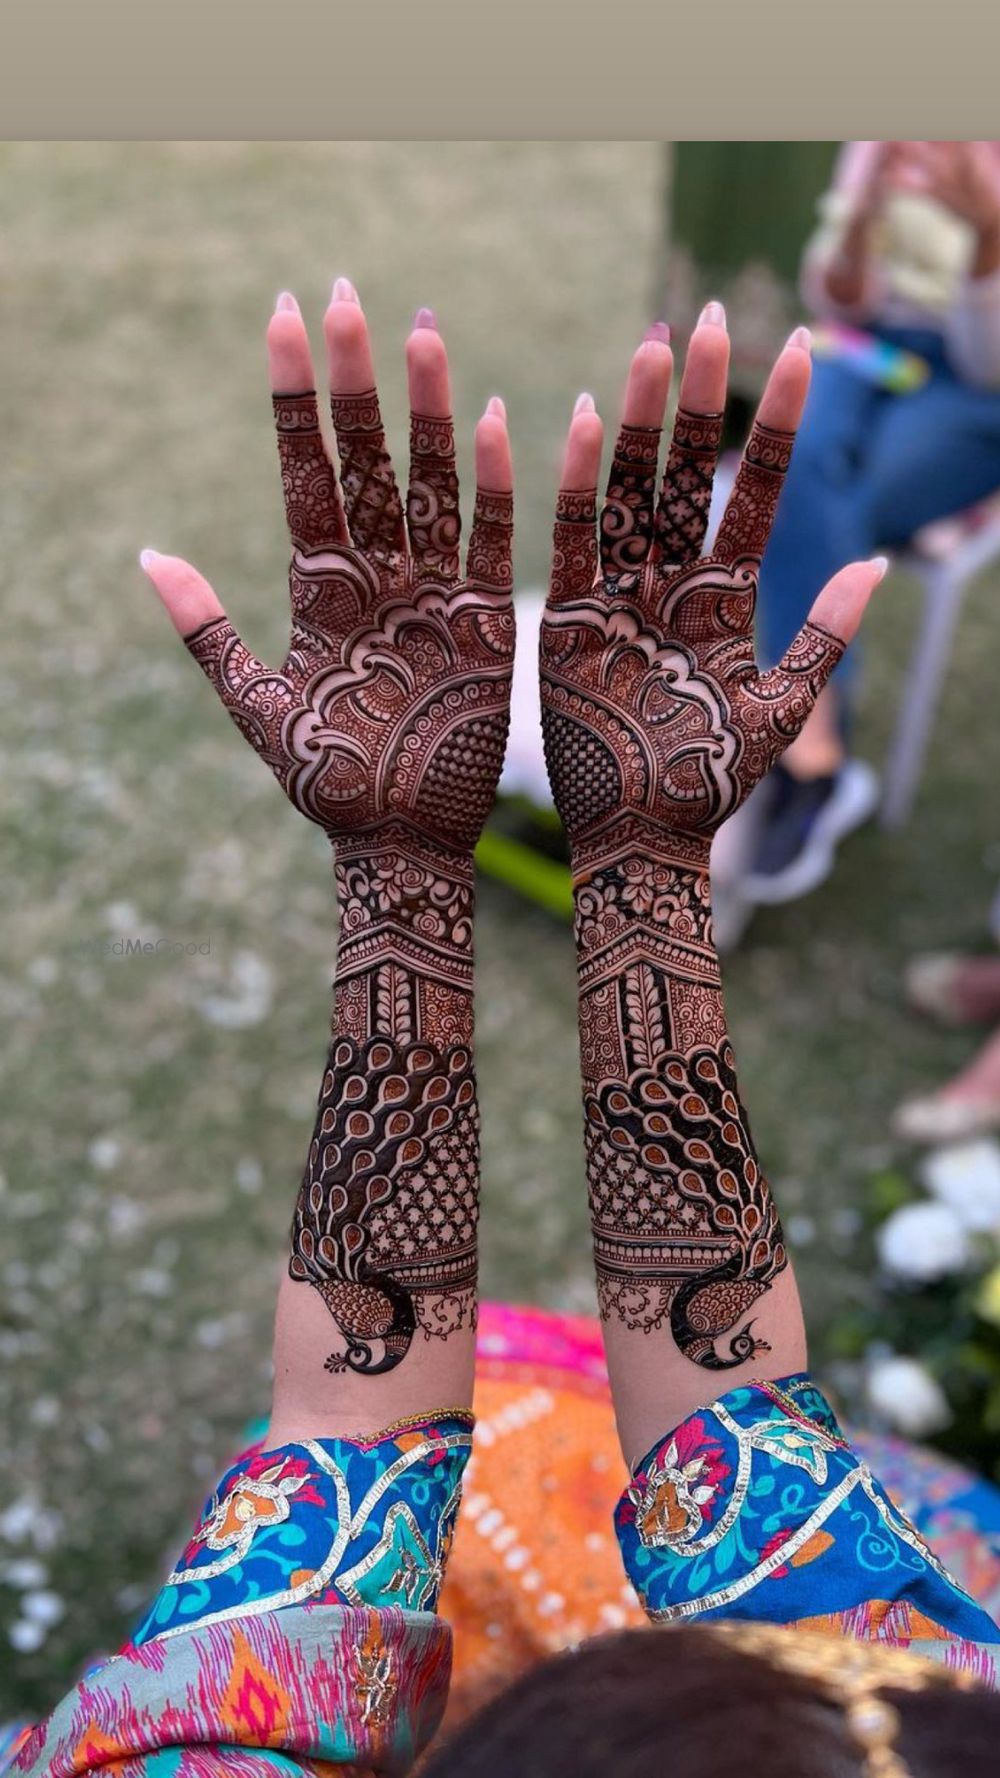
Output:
[623, 962, 668, 1070]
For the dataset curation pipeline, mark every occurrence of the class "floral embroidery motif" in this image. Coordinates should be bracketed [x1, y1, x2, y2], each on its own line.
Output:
[130, 1414, 473, 1644]
[615, 1376, 1000, 1648]
[748, 1418, 835, 1486]
[627, 1416, 731, 1548]
[174, 1452, 323, 1577]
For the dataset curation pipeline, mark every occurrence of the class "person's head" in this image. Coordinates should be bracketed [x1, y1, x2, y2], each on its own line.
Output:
[422, 1623, 999, 1778]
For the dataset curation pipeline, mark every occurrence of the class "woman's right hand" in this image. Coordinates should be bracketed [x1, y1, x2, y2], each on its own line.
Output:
[140, 285, 514, 859]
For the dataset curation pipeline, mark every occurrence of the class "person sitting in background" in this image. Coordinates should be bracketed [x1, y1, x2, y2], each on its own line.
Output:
[745, 139, 1000, 906]
[6, 287, 1000, 1778]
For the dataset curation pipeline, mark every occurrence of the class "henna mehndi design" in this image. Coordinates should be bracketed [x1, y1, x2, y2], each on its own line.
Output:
[188, 386, 513, 1376]
[542, 400, 844, 1370]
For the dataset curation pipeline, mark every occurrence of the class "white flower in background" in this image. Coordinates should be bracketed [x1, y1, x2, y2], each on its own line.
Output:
[866, 1355, 952, 1438]
[920, 1139, 1000, 1234]
[876, 1201, 970, 1282]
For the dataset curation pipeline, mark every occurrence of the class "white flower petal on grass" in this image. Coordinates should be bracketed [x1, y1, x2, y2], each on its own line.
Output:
[920, 1139, 1000, 1233]
[88, 1136, 122, 1172]
[196, 951, 273, 1030]
[8, 1619, 45, 1653]
[2, 1558, 47, 1589]
[876, 1201, 970, 1282]
[21, 1589, 64, 1627]
[866, 1355, 952, 1438]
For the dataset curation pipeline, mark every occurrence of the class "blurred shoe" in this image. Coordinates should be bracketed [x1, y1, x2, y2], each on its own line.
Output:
[892, 1092, 1000, 1145]
[744, 759, 879, 906]
[710, 791, 769, 953]
[904, 953, 1000, 1027]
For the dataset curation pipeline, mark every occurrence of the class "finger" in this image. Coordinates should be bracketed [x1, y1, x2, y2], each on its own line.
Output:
[656, 301, 729, 564]
[139, 549, 273, 709]
[267, 293, 348, 552]
[466, 397, 513, 592]
[713, 327, 812, 569]
[750, 557, 888, 741]
[601, 325, 673, 582]
[804, 554, 887, 649]
[549, 394, 603, 607]
[324, 278, 405, 564]
[405, 310, 460, 584]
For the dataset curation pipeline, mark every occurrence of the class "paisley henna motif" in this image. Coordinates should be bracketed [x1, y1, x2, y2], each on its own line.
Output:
[189, 387, 513, 1376]
[542, 395, 841, 1369]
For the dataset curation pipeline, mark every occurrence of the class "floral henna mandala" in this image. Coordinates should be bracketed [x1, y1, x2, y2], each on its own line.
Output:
[542, 403, 844, 1370]
[186, 387, 514, 1376]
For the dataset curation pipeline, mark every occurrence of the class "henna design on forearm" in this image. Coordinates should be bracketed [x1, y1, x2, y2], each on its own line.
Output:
[574, 834, 784, 1367]
[542, 402, 842, 1371]
[188, 388, 513, 1377]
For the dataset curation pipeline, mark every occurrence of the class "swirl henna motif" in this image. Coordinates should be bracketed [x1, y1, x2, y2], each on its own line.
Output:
[187, 388, 514, 1376]
[541, 402, 844, 1370]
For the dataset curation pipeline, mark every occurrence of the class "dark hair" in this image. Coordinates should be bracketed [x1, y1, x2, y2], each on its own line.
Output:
[421, 1625, 1000, 1778]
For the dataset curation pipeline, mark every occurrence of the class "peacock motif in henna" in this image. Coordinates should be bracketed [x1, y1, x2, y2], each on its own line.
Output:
[187, 388, 514, 1375]
[541, 403, 844, 1370]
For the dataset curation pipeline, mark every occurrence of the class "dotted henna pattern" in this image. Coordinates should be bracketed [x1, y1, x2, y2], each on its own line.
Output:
[187, 387, 514, 1376]
[289, 1035, 478, 1376]
[542, 398, 843, 1369]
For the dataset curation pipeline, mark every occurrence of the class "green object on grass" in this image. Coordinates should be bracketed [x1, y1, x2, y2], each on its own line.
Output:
[475, 827, 574, 919]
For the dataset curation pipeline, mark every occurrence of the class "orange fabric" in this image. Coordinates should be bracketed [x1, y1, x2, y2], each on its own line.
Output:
[439, 1356, 644, 1726]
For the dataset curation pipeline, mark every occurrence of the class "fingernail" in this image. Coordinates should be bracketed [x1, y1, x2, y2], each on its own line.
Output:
[642, 320, 671, 344]
[275, 291, 300, 314]
[574, 392, 596, 415]
[486, 395, 506, 418]
[413, 307, 438, 330]
[788, 324, 813, 353]
[698, 299, 726, 328]
[332, 276, 359, 303]
[870, 555, 890, 584]
[139, 549, 160, 571]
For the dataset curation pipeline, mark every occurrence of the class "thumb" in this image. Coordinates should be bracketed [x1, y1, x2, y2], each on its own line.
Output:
[139, 549, 271, 710]
[805, 555, 888, 650]
[750, 557, 888, 745]
[139, 549, 227, 639]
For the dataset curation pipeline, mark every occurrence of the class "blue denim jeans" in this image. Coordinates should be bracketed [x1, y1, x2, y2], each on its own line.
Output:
[757, 325, 1000, 692]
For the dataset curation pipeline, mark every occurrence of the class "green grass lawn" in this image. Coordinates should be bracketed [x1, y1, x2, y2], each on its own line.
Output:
[1, 141, 998, 1716]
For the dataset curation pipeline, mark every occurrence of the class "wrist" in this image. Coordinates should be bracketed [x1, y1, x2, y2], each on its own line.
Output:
[569, 817, 712, 889]
[332, 830, 475, 1044]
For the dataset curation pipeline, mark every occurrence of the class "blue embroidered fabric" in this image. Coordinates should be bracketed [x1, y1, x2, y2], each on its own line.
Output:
[614, 1374, 1000, 1645]
[130, 1411, 474, 1645]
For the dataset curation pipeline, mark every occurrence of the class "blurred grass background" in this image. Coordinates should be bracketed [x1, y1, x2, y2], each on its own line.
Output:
[1, 141, 998, 1715]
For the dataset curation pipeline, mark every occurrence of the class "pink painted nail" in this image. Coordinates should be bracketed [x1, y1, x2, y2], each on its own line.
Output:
[574, 392, 597, 415]
[788, 324, 813, 352]
[643, 320, 671, 344]
[486, 395, 507, 418]
[870, 555, 890, 583]
[413, 307, 438, 330]
[332, 276, 359, 303]
[275, 291, 300, 314]
[139, 549, 160, 571]
[698, 299, 726, 327]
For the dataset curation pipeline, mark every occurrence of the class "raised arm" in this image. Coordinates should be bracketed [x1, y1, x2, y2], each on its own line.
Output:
[540, 308, 883, 1466]
[143, 284, 514, 1442]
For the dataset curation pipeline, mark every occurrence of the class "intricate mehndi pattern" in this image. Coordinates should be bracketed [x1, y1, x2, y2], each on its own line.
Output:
[542, 408, 843, 1369]
[189, 389, 513, 1376]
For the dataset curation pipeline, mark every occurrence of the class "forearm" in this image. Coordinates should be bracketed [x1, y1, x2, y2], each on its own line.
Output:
[270, 825, 480, 1442]
[572, 817, 805, 1466]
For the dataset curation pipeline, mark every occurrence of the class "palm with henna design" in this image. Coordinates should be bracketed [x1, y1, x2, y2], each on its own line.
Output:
[542, 313, 884, 1388]
[144, 286, 513, 1389]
